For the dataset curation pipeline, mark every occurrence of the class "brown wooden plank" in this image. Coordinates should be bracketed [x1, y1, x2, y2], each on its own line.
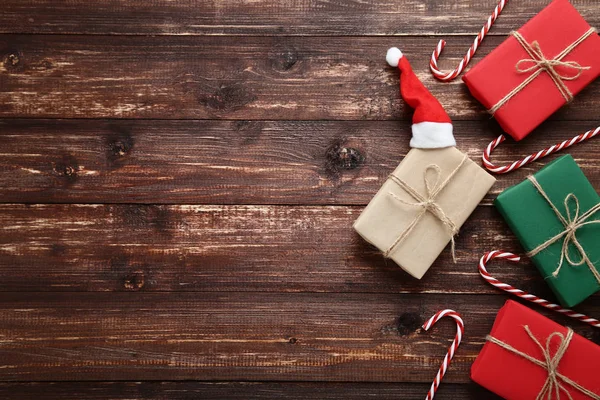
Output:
[1, 35, 599, 120]
[0, 202, 597, 298]
[0, 0, 597, 36]
[1, 119, 599, 205]
[0, 292, 598, 382]
[0, 381, 501, 399]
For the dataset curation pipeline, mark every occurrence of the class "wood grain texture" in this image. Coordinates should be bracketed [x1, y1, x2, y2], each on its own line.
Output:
[1, 35, 599, 120]
[0, 203, 593, 298]
[1, 119, 599, 205]
[0, 0, 597, 36]
[0, 292, 598, 382]
[1, 0, 599, 396]
[0, 381, 501, 399]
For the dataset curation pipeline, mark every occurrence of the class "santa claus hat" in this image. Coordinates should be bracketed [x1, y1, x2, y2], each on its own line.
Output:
[386, 47, 456, 149]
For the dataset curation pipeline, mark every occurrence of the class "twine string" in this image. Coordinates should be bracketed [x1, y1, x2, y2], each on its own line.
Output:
[487, 326, 600, 399]
[384, 155, 468, 261]
[489, 28, 596, 115]
[525, 176, 600, 283]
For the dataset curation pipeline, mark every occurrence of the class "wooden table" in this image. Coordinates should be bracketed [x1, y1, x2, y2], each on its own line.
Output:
[1, 1, 599, 398]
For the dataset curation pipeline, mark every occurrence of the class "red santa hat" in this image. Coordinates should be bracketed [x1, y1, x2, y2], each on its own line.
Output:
[386, 47, 456, 149]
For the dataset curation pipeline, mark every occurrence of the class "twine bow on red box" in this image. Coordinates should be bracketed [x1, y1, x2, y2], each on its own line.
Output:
[488, 28, 596, 115]
[479, 26, 600, 174]
[487, 325, 600, 399]
[427, 0, 600, 174]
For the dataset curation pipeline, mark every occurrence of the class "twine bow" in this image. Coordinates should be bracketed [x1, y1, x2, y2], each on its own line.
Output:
[526, 176, 600, 284]
[487, 326, 600, 399]
[489, 28, 596, 115]
[384, 155, 467, 261]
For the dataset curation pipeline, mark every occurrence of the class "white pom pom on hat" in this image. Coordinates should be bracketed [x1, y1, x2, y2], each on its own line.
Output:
[386, 48, 456, 149]
[386, 47, 403, 67]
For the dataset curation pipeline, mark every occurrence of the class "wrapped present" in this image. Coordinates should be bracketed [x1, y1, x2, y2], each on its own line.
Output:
[354, 147, 495, 279]
[463, 0, 600, 141]
[495, 155, 600, 307]
[471, 300, 600, 399]
[354, 49, 495, 279]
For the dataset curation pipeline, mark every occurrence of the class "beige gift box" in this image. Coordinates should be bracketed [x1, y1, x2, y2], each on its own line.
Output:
[353, 146, 496, 279]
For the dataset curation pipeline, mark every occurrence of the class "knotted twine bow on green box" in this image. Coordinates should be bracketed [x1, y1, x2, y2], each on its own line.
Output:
[495, 155, 600, 308]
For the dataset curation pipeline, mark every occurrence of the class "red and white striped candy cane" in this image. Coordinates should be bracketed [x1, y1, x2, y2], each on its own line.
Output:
[422, 309, 464, 400]
[430, 0, 508, 81]
[482, 127, 600, 174]
[479, 250, 600, 328]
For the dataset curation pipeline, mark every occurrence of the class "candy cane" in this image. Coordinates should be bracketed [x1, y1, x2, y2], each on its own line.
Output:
[430, 0, 508, 81]
[482, 127, 600, 174]
[479, 250, 600, 328]
[422, 309, 465, 400]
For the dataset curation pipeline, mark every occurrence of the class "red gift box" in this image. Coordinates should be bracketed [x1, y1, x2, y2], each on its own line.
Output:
[463, 0, 600, 141]
[471, 300, 600, 399]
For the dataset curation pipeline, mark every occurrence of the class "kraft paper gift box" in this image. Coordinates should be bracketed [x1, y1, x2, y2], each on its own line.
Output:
[354, 146, 495, 279]
[495, 155, 600, 308]
[463, 0, 600, 141]
[471, 300, 600, 399]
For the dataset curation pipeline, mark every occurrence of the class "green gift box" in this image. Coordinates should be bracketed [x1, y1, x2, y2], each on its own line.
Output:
[495, 155, 600, 307]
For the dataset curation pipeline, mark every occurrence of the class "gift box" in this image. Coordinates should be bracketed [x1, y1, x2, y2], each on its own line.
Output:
[463, 0, 600, 141]
[471, 300, 600, 399]
[495, 155, 600, 307]
[353, 147, 495, 279]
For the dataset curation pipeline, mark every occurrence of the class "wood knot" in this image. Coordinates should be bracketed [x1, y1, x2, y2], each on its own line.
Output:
[396, 312, 422, 336]
[336, 147, 364, 170]
[41, 60, 53, 69]
[288, 337, 298, 344]
[62, 166, 76, 176]
[52, 155, 79, 184]
[106, 125, 134, 168]
[1, 49, 25, 72]
[110, 139, 132, 157]
[3, 50, 23, 71]
[324, 140, 365, 178]
[270, 48, 299, 71]
[123, 270, 145, 291]
[198, 84, 256, 111]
